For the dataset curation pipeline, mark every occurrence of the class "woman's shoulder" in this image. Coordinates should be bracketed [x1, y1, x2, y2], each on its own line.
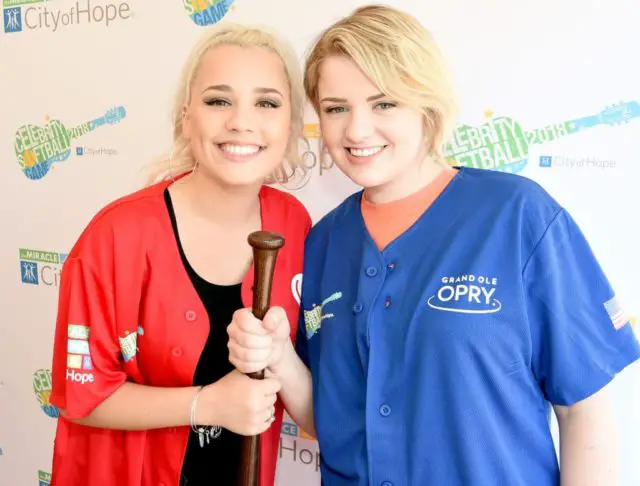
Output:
[261, 185, 312, 229]
[67, 180, 171, 261]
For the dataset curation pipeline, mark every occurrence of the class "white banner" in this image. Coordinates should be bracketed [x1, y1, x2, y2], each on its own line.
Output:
[0, 1, 638, 485]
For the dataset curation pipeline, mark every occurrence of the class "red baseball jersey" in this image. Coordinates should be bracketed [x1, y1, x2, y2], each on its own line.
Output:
[49, 177, 311, 486]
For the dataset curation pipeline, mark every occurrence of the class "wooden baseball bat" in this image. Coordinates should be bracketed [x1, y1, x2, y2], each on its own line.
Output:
[237, 230, 285, 486]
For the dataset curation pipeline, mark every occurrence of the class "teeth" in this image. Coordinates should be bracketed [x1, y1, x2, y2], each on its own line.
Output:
[220, 144, 260, 155]
[349, 146, 383, 157]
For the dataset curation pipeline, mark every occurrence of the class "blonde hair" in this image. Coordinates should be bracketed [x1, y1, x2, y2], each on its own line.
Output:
[146, 22, 307, 185]
[303, 4, 458, 162]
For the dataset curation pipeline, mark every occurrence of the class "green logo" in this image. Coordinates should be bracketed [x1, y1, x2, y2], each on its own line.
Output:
[39, 470, 52, 486]
[183, 0, 234, 26]
[33, 370, 59, 418]
[444, 100, 640, 173]
[14, 106, 126, 180]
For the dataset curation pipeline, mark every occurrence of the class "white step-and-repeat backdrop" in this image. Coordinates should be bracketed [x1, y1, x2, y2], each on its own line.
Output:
[1, 1, 638, 485]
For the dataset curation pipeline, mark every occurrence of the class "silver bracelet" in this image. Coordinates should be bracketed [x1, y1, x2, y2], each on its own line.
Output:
[190, 386, 222, 447]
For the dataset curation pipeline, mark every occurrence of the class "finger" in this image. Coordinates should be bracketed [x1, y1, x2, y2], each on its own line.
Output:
[229, 356, 265, 374]
[262, 392, 278, 407]
[264, 405, 276, 423]
[228, 341, 272, 363]
[261, 377, 282, 394]
[231, 308, 269, 336]
[230, 332, 273, 350]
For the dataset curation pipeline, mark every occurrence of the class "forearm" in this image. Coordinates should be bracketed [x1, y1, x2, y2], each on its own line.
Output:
[272, 341, 316, 437]
[556, 399, 620, 486]
[64, 382, 200, 430]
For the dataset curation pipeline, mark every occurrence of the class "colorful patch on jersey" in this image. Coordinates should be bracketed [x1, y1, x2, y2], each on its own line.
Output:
[66, 324, 90, 370]
[304, 291, 342, 339]
[68, 324, 90, 340]
[603, 296, 629, 330]
[291, 273, 302, 305]
[118, 332, 137, 362]
[118, 327, 144, 362]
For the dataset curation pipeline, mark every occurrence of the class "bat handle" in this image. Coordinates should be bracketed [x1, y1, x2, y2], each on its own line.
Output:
[237, 230, 285, 486]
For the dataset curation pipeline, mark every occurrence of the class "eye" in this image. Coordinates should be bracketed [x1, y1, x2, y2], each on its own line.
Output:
[375, 101, 396, 111]
[257, 98, 281, 109]
[324, 106, 347, 114]
[204, 98, 230, 107]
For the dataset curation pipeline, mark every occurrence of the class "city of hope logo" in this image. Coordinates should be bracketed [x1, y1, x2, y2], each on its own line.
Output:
[19, 248, 67, 286]
[3, 0, 132, 34]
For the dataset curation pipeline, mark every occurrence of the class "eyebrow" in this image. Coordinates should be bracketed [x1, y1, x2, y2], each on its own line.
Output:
[319, 93, 386, 103]
[202, 84, 284, 97]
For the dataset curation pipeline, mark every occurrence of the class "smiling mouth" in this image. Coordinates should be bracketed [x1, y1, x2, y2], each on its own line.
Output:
[346, 146, 386, 157]
[218, 143, 264, 156]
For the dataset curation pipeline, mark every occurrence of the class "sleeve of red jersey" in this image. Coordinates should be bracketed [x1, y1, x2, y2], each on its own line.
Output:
[49, 257, 127, 420]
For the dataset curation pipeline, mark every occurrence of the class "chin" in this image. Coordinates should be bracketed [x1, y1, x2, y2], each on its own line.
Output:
[216, 166, 276, 188]
[335, 163, 388, 189]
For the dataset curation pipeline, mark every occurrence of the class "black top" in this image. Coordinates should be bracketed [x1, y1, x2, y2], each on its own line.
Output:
[164, 189, 244, 486]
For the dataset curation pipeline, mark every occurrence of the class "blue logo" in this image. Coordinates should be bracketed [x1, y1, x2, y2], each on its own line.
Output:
[3, 7, 22, 33]
[539, 155, 553, 167]
[184, 0, 234, 26]
[19, 248, 67, 287]
[20, 260, 38, 284]
[76, 147, 84, 155]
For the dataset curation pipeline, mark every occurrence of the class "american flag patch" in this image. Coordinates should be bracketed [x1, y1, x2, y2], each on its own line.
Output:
[603, 296, 629, 330]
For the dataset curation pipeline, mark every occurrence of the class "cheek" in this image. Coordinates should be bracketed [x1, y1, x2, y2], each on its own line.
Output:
[387, 121, 424, 153]
[319, 117, 342, 148]
[266, 112, 291, 145]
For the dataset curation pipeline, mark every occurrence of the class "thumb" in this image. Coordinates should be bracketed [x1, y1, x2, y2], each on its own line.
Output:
[263, 307, 287, 333]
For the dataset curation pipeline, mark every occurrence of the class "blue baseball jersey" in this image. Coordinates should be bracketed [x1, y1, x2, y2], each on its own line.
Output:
[295, 167, 640, 486]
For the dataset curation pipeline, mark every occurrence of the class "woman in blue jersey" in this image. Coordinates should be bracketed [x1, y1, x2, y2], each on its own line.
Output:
[227, 5, 640, 485]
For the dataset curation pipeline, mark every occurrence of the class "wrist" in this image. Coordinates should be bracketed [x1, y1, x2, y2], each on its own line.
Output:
[196, 384, 219, 426]
[268, 339, 296, 379]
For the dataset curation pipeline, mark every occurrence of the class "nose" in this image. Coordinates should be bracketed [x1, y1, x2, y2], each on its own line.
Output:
[344, 108, 374, 144]
[225, 103, 255, 133]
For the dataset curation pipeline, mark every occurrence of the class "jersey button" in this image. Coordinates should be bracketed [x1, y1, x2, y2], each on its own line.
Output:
[387, 263, 395, 270]
[185, 310, 197, 321]
[384, 298, 391, 308]
[379, 404, 391, 417]
[365, 266, 377, 277]
[353, 303, 363, 314]
[171, 347, 183, 358]
[381, 481, 393, 486]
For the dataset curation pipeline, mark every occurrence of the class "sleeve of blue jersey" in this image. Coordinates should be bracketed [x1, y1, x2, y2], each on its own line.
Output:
[524, 208, 640, 406]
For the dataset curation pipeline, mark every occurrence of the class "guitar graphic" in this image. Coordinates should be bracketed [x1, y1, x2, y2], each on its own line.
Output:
[14, 106, 126, 180]
[444, 100, 640, 173]
[183, 0, 234, 26]
[33, 369, 59, 419]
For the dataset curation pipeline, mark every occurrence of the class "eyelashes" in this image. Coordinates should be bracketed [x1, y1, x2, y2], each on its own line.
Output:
[204, 98, 281, 108]
[323, 101, 397, 114]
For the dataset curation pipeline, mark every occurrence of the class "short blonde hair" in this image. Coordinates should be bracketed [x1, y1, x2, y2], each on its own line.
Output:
[146, 22, 306, 185]
[304, 4, 458, 160]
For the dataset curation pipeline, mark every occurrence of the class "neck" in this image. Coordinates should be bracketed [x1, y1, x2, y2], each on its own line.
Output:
[174, 170, 261, 226]
[364, 156, 453, 205]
